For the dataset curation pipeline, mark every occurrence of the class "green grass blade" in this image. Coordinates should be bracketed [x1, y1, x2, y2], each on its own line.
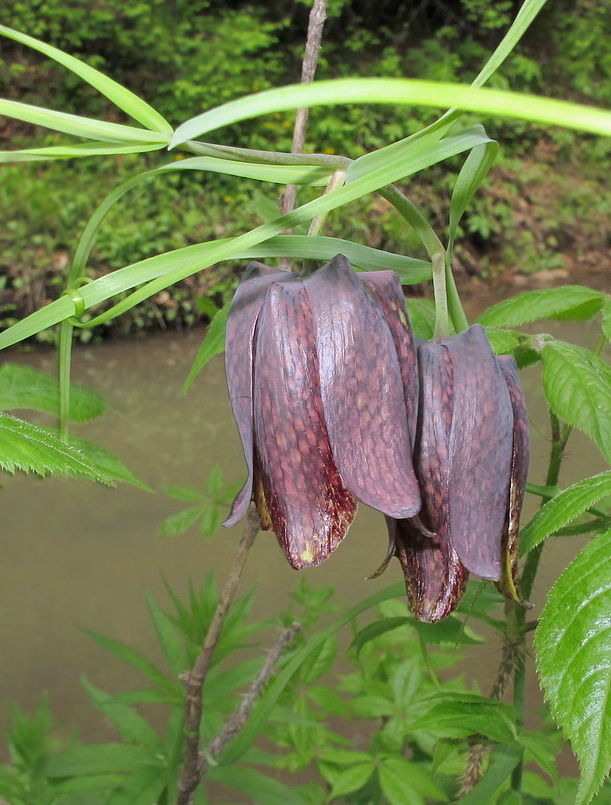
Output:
[0, 98, 168, 144]
[183, 303, 229, 391]
[448, 139, 499, 252]
[158, 156, 334, 185]
[0, 142, 164, 161]
[172, 78, 611, 149]
[0, 24, 172, 134]
[218, 583, 406, 765]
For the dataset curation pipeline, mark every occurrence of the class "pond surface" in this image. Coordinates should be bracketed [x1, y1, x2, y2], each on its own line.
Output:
[0, 302, 607, 769]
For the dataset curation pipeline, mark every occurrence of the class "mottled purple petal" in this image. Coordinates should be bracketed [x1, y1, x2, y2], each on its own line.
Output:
[496, 355, 532, 606]
[304, 255, 421, 519]
[446, 324, 513, 580]
[359, 271, 419, 438]
[253, 281, 357, 568]
[224, 262, 296, 527]
[392, 517, 469, 623]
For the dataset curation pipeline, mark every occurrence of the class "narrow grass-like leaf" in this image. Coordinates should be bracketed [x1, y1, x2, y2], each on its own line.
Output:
[183, 303, 229, 391]
[0, 24, 171, 134]
[218, 583, 406, 765]
[535, 529, 611, 805]
[172, 78, 611, 148]
[542, 341, 611, 464]
[46, 743, 151, 776]
[146, 593, 189, 675]
[0, 99, 168, 144]
[0, 363, 105, 421]
[520, 472, 611, 554]
[350, 617, 411, 657]
[0, 413, 113, 483]
[455, 743, 522, 805]
[81, 677, 160, 747]
[477, 287, 604, 327]
[159, 156, 333, 185]
[0, 142, 163, 161]
[208, 765, 308, 805]
[448, 140, 499, 252]
[80, 628, 179, 697]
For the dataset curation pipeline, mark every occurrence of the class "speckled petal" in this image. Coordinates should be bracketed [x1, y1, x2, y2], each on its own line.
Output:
[224, 262, 296, 527]
[392, 517, 469, 623]
[253, 281, 358, 568]
[496, 355, 531, 606]
[446, 324, 514, 580]
[305, 255, 421, 519]
[359, 270, 419, 438]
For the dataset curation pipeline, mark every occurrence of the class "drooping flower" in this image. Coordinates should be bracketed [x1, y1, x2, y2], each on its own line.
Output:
[389, 324, 530, 622]
[224, 254, 421, 569]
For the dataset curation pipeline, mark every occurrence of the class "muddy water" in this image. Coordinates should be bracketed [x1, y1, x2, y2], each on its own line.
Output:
[0, 309, 607, 757]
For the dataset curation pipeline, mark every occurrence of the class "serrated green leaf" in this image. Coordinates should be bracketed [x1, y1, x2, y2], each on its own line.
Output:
[602, 298, 611, 343]
[0, 413, 113, 483]
[518, 731, 560, 781]
[484, 327, 523, 355]
[411, 697, 517, 743]
[0, 24, 171, 134]
[327, 763, 375, 800]
[208, 765, 308, 805]
[81, 677, 160, 747]
[158, 505, 204, 536]
[146, 593, 189, 676]
[520, 472, 611, 554]
[379, 764, 425, 805]
[351, 617, 412, 657]
[0, 363, 106, 421]
[46, 743, 152, 776]
[535, 529, 611, 805]
[412, 615, 484, 645]
[164, 485, 204, 502]
[542, 342, 611, 464]
[103, 768, 168, 805]
[300, 635, 337, 685]
[382, 756, 449, 801]
[477, 287, 604, 327]
[61, 433, 151, 490]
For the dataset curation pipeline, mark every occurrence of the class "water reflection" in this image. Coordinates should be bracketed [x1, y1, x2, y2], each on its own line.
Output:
[0, 311, 607, 756]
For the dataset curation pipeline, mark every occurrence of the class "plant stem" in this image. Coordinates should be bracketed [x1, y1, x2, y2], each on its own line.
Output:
[175, 508, 260, 805]
[432, 252, 451, 341]
[280, 0, 328, 220]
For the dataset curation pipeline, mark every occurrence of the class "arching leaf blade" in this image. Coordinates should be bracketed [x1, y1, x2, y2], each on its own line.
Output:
[171, 78, 611, 149]
[0, 142, 163, 161]
[542, 341, 611, 464]
[448, 139, 499, 250]
[520, 471, 611, 555]
[0, 99, 168, 144]
[535, 529, 611, 805]
[0, 24, 172, 134]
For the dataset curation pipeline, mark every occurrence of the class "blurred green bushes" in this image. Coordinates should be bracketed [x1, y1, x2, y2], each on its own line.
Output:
[1, 0, 611, 340]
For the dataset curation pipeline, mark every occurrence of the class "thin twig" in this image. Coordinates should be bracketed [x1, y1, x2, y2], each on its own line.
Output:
[199, 622, 301, 775]
[279, 0, 328, 272]
[176, 508, 260, 805]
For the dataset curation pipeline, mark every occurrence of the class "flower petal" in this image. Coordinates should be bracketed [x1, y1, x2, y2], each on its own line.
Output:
[446, 324, 514, 580]
[496, 355, 532, 606]
[392, 517, 469, 623]
[304, 255, 421, 519]
[253, 280, 357, 568]
[224, 261, 296, 527]
[359, 270, 419, 438]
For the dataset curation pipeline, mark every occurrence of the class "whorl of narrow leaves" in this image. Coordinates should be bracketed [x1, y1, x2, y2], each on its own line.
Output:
[541, 341, 611, 465]
[535, 529, 611, 805]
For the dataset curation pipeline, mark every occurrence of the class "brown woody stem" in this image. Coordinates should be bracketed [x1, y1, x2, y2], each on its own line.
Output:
[175, 508, 260, 805]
